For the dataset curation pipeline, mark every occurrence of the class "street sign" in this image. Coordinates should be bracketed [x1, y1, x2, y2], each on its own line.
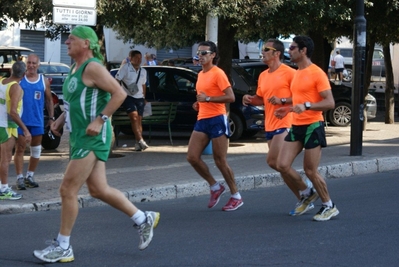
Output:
[53, 0, 96, 9]
[53, 7, 97, 26]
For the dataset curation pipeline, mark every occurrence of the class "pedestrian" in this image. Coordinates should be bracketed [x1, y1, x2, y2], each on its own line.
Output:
[0, 61, 31, 200]
[14, 54, 54, 190]
[187, 40, 243, 211]
[192, 55, 200, 66]
[242, 38, 314, 216]
[33, 26, 160, 263]
[333, 50, 345, 84]
[275, 35, 339, 221]
[143, 52, 157, 66]
[115, 50, 149, 151]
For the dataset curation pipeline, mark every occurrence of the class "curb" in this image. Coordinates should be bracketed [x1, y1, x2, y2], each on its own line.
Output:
[1, 156, 398, 215]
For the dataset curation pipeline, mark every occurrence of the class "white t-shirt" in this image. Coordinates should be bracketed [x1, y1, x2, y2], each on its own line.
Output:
[333, 54, 345, 69]
[115, 63, 147, 99]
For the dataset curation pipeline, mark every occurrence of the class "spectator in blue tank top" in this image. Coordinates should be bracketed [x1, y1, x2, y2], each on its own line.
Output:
[14, 54, 54, 190]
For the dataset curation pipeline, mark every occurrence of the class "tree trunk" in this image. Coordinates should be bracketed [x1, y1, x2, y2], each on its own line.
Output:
[383, 44, 395, 124]
[217, 18, 237, 80]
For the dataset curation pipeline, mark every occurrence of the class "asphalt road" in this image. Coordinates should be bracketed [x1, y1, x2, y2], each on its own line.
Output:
[1, 170, 398, 267]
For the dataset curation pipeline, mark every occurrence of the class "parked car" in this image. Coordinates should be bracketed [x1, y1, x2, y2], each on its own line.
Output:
[160, 57, 193, 66]
[110, 65, 265, 141]
[39, 62, 70, 104]
[327, 81, 377, 126]
[231, 61, 377, 127]
[331, 47, 385, 82]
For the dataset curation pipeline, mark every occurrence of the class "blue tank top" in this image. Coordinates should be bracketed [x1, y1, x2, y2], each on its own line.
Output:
[19, 74, 46, 127]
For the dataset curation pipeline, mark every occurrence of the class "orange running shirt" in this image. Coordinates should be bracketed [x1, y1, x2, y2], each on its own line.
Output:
[196, 66, 231, 120]
[291, 64, 331, 125]
[256, 64, 295, 131]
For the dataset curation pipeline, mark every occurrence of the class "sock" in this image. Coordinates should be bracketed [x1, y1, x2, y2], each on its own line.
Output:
[1, 184, 9, 192]
[322, 200, 333, 207]
[300, 186, 311, 197]
[231, 192, 241, 199]
[17, 174, 24, 180]
[57, 233, 70, 250]
[26, 171, 34, 178]
[131, 210, 146, 226]
[210, 182, 221, 191]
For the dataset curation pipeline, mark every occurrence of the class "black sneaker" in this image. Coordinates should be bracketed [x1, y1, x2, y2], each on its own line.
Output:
[16, 177, 26, 190]
[25, 176, 39, 188]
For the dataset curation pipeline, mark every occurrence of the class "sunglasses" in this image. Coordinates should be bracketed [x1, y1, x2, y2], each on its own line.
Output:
[289, 45, 298, 51]
[196, 50, 213, 56]
[263, 47, 276, 52]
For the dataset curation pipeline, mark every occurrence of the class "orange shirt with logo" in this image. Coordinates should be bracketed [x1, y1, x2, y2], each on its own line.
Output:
[256, 64, 295, 131]
[196, 66, 231, 120]
[291, 64, 331, 125]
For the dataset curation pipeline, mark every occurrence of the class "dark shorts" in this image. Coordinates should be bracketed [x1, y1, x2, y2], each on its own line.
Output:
[265, 128, 289, 141]
[18, 125, 43, 136]
[335, 68, 344, 73]
[194, 114, 230, 139]
[285, 121, 327, 149]
[121, 96, 145, 116]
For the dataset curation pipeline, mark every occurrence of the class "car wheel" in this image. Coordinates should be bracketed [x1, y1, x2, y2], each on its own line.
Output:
[343, 68, 352, 82]
[328, 102, 352, 126]
[229, 112, 244, 141]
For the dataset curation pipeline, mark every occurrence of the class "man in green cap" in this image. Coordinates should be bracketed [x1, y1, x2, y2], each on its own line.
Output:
[33, 26, 160, 263]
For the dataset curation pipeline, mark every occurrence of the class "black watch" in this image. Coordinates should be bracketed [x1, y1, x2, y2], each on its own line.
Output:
[99, 113, 109, 122]
[50, 117, 56, 120]
[281, 98, 286, 105]
[304, 102, 311, 110]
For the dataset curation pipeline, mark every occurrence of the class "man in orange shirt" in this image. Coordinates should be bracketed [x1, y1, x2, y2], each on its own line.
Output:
[243, 38, 314, 215]
[187, 41, 243, 211]
[275, 36, 339, 221]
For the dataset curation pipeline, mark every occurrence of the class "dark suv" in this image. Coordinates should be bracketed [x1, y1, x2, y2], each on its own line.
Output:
[110, 65, 264, 141]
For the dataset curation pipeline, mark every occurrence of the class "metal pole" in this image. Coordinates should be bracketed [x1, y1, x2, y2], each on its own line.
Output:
[350, 0, 367, 156]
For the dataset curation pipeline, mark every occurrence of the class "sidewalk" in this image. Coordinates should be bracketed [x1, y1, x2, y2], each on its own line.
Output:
[1, 121, 398, 214]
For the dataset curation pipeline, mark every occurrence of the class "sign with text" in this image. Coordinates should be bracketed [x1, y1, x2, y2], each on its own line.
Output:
[53, 0, 96, 9]
[53, 7, 97, 26]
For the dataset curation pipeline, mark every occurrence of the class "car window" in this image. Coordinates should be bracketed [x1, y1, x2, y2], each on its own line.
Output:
[243, 65, 268, 84]
[0, 51, 20, 64]
[373, 50, 384, 60]
[339, 49, 353, 58]
[38, 65, 70, 74]
[148, 69, 196, 95]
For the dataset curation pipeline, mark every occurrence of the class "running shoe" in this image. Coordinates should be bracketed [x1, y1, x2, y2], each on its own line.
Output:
[0, 187, 22, 200]
[16, 177, 26, 190]
[33, 239, 74, 263]
[139, 139, 149, 151]
[289, 202, 314, 216]
[135, 211, 160, 250]
[208, 184, 225, 208]
[25, 175, 39, 188]
[293, 187, 319, 216]
[135, 142, 142, 151]
[313, 204, 339, 221]
[222, 197, 244, 211]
